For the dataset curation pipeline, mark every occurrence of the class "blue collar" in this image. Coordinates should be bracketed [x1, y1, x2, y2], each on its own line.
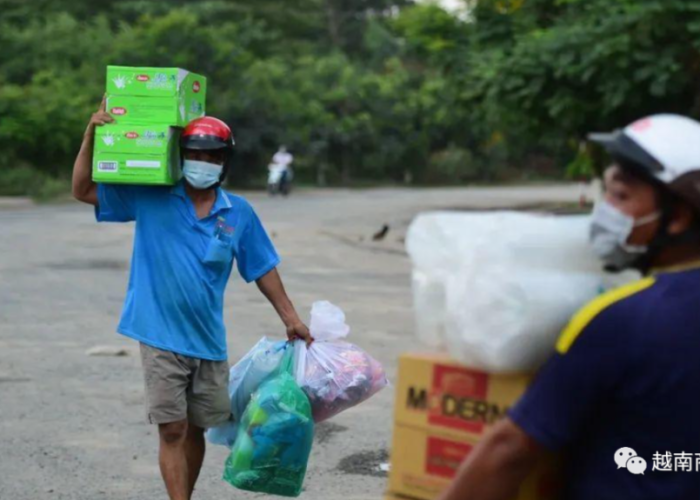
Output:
[170, 180, 232, 216]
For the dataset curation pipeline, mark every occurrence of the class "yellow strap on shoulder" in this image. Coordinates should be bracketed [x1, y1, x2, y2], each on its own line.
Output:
[555, 277, 655, 354]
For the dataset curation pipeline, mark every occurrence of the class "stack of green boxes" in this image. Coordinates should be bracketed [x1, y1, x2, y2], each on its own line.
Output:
[92, 66, 207, 185]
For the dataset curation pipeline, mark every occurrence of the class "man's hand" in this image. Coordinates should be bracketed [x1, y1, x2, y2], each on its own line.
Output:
[436, 418, 543, 500]
[73, 95, 115, 206]
[86, 95, 115, 135]
[286, 320, 313, 346]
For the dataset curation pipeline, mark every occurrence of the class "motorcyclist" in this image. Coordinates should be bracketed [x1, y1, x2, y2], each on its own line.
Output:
[268, 146, 294, 196]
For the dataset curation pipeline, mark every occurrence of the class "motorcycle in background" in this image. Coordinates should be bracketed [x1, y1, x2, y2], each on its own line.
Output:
[267, 146, 294, 196]
[267, 164, 292, 196]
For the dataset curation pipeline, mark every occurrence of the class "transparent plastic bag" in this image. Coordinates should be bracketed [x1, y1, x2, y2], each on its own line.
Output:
[294, 301, 388, 422]
[206, 337, 287, 447]
[206, 420, 240, 448]
[224, 346, 314, 497]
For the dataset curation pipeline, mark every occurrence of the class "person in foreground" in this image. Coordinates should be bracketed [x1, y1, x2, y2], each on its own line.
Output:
[72, 98, 313, 500]
[438, 114, 700, 500]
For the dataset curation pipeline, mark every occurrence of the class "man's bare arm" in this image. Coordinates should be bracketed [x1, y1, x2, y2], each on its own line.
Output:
[256, 267, 313, 345]
[72, 96, 113, 206]
[437, 418, 544, 500]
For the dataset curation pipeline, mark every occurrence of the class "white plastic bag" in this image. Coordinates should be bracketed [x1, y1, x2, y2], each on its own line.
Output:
[406, 212, 506, 348]
[206, 337, 287, 447]
[406, 211, 637, 373]
[294, 301, 388, 422]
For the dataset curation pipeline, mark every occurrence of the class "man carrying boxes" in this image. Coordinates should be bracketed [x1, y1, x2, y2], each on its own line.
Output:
[72, 67, 313, 500]
[434, 115, 700, 499]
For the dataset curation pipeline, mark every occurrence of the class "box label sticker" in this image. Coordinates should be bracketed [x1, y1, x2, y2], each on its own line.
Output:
[126, 160, 161, 169]
[97, 161, 118, 173]
[429, 365, 489, 433]
[146, 73, 176, 91]
[405, 364, 508, 434]
[426, 436, 472, 478]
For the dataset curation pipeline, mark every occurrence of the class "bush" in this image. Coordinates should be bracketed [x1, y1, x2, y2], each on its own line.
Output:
[32, 176, 72, 202]
[566, 148, 596, 181]
[425, 146, 483, 184]
[0, 166, 71, 201]
[0, 167, 42, 196]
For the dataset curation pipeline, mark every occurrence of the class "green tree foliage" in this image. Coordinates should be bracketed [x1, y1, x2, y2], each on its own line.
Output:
[1, 0, 699, 193]
[463, 0, 700, 176]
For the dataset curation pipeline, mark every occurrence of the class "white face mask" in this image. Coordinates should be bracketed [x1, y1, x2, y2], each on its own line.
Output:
[589, 200, 660, 270]
[182, 159, 223, 189]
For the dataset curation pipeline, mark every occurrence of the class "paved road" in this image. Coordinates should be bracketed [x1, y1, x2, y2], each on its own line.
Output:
[0, 185, 586, 500]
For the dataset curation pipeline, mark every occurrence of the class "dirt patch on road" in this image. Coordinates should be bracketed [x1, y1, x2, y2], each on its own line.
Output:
[315, 422, 349, 445]
[45, 259, 128, 271]
[0, 376, 31, 383]
[337, 449, 389, 477]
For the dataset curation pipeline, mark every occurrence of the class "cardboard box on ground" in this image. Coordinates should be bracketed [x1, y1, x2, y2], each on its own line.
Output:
[387, 353, 560, 500]
[92, 66, 207, 185]
[385, 493, 418, 500]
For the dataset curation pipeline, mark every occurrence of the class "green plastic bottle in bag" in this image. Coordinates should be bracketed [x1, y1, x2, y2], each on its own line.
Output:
[223, 346, 314, 497]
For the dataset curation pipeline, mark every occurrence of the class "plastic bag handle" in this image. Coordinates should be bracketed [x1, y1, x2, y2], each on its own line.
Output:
[293, 340, 307, 385]
[309, 301, 350, 341]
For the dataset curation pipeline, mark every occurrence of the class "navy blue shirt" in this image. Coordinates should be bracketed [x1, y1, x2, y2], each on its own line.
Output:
[510, 266, 700, 500]
[96, 182, 280, 361]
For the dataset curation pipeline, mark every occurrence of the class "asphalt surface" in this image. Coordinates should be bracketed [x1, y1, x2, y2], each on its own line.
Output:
[0, 185, 585, 500]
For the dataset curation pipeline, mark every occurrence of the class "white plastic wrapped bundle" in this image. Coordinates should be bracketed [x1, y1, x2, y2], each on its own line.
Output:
[406, 211, 636, 373]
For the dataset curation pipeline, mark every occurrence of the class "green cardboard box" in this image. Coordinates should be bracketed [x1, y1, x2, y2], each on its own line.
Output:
[105, 66, 206, 127]
[92, 124, 182, 185]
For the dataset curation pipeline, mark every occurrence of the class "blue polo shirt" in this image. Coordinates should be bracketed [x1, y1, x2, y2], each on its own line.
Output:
[509, 265, 700, 499]
[95, 182, 280, 361]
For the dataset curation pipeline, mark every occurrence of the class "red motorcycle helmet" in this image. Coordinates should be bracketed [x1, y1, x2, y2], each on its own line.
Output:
[180, 117, 235, 183]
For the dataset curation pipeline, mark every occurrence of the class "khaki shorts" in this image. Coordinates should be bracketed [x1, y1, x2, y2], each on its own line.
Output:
[140, 343, 231, 429]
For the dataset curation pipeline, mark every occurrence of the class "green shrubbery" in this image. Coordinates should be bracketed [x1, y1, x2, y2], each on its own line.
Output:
[0, 167, 71, 200]
[1, 0, 699, 197]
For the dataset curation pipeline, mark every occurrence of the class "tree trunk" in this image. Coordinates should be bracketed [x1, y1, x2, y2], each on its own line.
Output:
[340, 147, 351, 185]
[316, 162, 327, 187]
[325, 0, 342, 48]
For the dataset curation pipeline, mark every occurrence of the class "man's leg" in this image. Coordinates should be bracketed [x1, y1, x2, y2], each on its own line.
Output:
[158, 419, 190, 500]
[141, 345, 194, 500]
[185, 423, 206, 499]
[186, 358, 231, 498]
